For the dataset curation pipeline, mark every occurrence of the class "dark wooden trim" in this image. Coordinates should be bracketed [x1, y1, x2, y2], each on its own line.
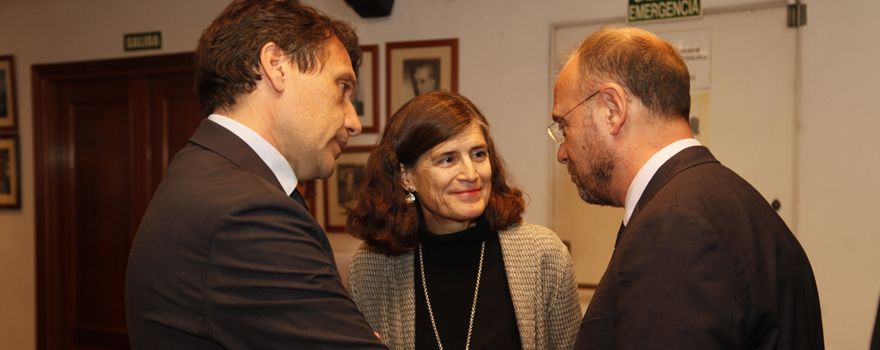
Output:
[33, 62, 62, 350]
[31, 52, 195, 81]
[358, 45, 380, 134]
[74, 325, 130, 349]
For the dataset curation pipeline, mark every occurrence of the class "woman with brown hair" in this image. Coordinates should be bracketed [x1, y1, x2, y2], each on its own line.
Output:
[347, 91, 580, 350]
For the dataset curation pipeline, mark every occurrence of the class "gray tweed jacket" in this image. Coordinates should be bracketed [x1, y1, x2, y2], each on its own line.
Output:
[347, 221, 581, 350]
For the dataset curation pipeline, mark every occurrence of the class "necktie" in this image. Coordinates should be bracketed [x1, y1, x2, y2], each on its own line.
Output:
[290, 188, 309, 212]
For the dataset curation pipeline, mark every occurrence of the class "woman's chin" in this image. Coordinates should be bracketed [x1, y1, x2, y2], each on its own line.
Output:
[448, 205, 487, 223]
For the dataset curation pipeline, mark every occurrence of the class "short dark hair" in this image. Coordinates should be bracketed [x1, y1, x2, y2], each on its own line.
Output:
[574, 27, 690, 121]
[195, 0, 361, 116]
[348, 91, 525, 255]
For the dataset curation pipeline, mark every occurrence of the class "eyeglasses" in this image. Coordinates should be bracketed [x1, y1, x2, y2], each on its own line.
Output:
[547, 90, 600, 144]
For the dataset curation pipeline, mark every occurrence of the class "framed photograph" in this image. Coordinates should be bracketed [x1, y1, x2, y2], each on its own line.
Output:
[0, 134, 21, 209]
[386, 38, 458, 121]
[323, 146, 373, 232]
[355, 45, 380, 134]
[0, 56, 17, 130]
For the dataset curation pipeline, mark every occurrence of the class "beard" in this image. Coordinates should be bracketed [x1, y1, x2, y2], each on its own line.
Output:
[567, 122, 618, 207]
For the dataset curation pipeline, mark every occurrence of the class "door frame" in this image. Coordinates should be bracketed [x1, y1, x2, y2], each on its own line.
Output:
[33, 52, 195, 350]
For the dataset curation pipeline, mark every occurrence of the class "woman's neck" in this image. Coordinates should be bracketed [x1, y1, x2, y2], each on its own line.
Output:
[422, 211, 476, 235]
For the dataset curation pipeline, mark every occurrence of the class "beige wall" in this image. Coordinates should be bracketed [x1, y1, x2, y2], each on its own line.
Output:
[0, 0, 877, 349]
[799, 1, 880, 347]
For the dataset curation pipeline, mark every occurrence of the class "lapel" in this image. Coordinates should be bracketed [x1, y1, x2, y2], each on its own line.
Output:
[189, 119, 285, 194]
[615, 146, 719, 247]
[614, 221, 626, 248]
[635, 146, 718, 216]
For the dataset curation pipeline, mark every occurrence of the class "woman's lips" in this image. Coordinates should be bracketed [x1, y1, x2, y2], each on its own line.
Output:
[454, 189, 482, 196]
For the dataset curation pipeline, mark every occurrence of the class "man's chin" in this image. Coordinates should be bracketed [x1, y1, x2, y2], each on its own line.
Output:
[575, 183, 617, 207]
[314, 152, 339, 180]
[317, 165, 335, 180]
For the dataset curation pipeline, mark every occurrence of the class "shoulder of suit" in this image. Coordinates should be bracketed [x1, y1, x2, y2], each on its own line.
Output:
[157, 148, 295, 217]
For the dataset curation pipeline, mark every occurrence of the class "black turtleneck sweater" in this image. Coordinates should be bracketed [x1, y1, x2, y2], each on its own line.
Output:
[414, 215, 523, 350]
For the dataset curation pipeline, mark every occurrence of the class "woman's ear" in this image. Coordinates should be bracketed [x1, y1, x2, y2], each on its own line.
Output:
[399, 164, 414, 192]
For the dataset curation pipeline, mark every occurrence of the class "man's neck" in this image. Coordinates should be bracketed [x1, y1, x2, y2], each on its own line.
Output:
[215, 87, 280, 152]
[611, 119, 694, 206]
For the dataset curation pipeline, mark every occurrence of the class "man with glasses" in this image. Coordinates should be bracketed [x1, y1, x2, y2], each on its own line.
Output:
[552, 27, 824, 349]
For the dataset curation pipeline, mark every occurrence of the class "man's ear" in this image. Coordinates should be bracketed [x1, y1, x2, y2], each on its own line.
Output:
[399, 164, 415, 192]
[598, 83, 629, 136]
[260, 42, 288, 93]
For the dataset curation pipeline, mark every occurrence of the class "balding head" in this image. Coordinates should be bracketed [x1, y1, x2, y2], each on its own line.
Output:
[572, 27, 690, 122]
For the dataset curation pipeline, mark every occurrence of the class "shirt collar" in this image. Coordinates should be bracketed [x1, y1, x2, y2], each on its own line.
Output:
[207, 114, 298, 195]
[623, 138, 701, 226]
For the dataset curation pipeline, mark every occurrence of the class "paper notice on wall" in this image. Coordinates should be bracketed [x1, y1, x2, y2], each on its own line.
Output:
[689, 90, 710, 145]
[657, 29, 711, 89]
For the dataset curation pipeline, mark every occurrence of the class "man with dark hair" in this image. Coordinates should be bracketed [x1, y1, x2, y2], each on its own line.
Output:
[125, 0, 387, 348]
[550, 27, 824, 349]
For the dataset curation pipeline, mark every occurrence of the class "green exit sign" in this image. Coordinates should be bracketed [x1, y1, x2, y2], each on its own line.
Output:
[124, 32, 162, 52]
[628, 0, 702, 23]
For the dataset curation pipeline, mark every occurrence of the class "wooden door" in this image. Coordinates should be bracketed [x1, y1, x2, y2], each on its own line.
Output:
[33, 53, 201, 350]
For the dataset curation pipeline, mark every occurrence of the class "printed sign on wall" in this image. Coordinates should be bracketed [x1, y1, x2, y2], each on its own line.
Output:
[628, 0, 702, 23]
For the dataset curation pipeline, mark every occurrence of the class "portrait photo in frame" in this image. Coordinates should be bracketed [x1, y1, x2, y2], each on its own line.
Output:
[386, 38, 458, 121]
[0, 56, 17, 130]
[0, 134, 21, 208]
[323, 146, 373, 232]
[354, 45, 380, 134]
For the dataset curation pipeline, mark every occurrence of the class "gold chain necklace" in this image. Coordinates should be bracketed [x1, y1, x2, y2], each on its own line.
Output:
[418, 242, 485, 350]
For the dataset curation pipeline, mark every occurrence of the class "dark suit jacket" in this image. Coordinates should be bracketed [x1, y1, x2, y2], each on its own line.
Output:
[871, 295, 880, 350]
[126, 119, 386, 349]
[575, 146, 824, 350]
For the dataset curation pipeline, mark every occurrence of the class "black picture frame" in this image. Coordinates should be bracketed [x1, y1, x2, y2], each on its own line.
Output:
[355, 45, 380, 134]
[0, 55, 17, 130]
[386, 38, 458, 122]
[0, 133, 21, 209]
[322, 146, 373, 232]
